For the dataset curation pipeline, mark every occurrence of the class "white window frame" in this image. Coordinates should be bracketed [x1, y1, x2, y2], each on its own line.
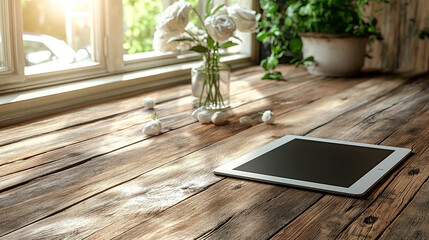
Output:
[0, 0, 25, 84]
[19, 0, 108, 88]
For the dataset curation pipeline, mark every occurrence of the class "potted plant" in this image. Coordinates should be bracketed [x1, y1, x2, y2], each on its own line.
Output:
[257, 0, 388, 78]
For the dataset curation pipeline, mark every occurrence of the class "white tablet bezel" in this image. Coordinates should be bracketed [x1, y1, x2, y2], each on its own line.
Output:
[214, 135, 411, 197]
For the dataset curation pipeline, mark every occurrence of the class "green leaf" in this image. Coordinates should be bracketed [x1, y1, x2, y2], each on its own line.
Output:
[256, 31, 268, 41]
[289, 58, 298, 64]
[167, 36, 195, 43]
[272, 72, 284, 80]
[189, 45, 209, 53]
[220, 41, 238, 49]
[205, 0, 212, 16]
[303, 56, 314, 62]
[266, 55, 279, 70]
[262, 73, 272, 80]
[284, 18, 293, 27]
[261, 72, 284, 80]
[211, 4, 225, 16]
[419, 30, 428, 39]
[207, 37, 215, 49]
[289, 38, 302, 55]
[232, 35, 242, 42]
[260, 59, 268, 71]
[299, 4, 312, 16]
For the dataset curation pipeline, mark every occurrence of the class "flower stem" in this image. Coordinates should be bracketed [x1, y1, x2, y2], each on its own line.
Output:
[197, 44, 226, 109]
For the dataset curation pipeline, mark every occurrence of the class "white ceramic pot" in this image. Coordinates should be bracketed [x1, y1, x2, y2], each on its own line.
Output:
[300, 33, 368, 77]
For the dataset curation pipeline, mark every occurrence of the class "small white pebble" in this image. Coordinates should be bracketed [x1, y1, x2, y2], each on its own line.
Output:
[191, 106, 207, 120]
[198, 110, 212, 124]
[211, 111, 226, 126]
[142, 119, 162, 136]
[143, 97, 155, 109]
[262, 110, 275, 124]
[239, 116, 252, 127]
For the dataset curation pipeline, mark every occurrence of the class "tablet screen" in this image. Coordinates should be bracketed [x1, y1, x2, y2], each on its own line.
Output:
[233, 139, 394, 187]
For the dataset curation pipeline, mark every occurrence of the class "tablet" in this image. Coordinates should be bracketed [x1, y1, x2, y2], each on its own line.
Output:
[214, 135, 411, 196]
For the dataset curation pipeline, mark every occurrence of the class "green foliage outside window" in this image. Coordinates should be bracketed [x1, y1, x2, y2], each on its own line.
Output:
[123, 0, 163, 54]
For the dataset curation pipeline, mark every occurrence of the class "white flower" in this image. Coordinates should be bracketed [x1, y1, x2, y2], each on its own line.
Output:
[153, 30, 179, 52]
[198, 110, 213, 124]
[239, 116, 252, 127]
[262, 110, 275, 124]
[211, 111, 226, 125]
[142, 118, 163, 136]
[156, 0, 192, 33]
[204, 15, 236, 42]
[227, 5, 257, 33]
[143, 97, 155, 109]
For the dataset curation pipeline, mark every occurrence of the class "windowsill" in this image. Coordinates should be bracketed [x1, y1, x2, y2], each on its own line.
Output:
[0, 54, 255, 126]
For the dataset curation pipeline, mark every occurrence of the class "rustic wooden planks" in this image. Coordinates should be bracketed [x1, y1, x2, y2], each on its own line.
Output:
[364, 0, 429, 72]
[380, 169, 429, 239]
[0, 65, 427, 240]
[0, 74, 354, 238]
[0, 71, 323, 192]
[108, 78, 427, 240]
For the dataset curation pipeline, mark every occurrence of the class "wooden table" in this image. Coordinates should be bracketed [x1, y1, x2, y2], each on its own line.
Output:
[0, 65, 428, 239]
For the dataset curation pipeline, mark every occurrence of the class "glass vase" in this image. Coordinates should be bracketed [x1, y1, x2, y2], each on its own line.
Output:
[191, 60, 230, 109]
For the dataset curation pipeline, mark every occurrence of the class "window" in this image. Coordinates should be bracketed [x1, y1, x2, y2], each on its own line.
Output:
[0, 0, 256, 92]
[22, 0, 97, 75]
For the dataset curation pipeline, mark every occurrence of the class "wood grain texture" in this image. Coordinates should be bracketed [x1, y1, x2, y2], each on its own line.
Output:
[0, 65, 427, 240]
[0, 70, 322, 192]
[380, 175, 429, 239]
[90, 78, 410, 239]
[364, 0, 429, 72]
[0, 75, 356, 239]
[0, 66, 276, 165]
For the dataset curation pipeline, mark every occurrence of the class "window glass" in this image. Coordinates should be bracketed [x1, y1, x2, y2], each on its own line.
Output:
[22, 0, 95, 74]
[122, 0, 163, 55]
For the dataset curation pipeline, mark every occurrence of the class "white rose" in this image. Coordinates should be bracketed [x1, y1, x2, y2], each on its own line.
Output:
[204, 15, 236, 42]
[227, 5, 257, 33]
[156, 0, 192, 33]
[153, 30, 179, 52]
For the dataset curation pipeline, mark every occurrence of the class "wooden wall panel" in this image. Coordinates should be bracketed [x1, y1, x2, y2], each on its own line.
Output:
[364, 0, 429, 72]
